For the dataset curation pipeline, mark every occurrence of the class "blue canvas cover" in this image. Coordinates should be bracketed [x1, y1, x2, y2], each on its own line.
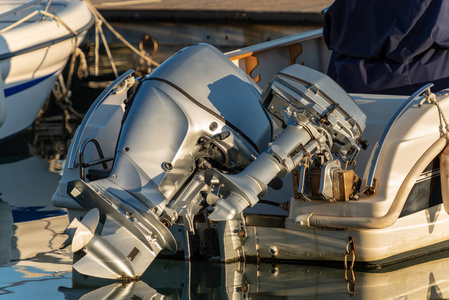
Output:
[323, 0, 449, 95]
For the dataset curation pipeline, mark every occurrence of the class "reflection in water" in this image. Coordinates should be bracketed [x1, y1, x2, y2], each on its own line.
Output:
[62, 251, 449, 300]
[0, 200, 13, 266]
[60, 281, 166, 300]
[0, 144, 73, 298]
[0, 199, 72, 298]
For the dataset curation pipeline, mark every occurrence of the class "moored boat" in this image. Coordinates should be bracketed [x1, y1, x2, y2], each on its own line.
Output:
[51, 26, 449, 280]
[0, 0, 94, 141]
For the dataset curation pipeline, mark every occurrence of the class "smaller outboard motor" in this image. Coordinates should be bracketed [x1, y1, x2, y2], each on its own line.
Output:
[204, 64, 367, 221]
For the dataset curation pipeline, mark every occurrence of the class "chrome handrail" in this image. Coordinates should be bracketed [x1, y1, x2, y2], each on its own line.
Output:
[366, 83, 434, 189]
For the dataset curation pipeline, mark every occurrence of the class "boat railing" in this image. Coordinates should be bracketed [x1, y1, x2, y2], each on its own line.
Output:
[365, 84, 435, 190]
[225, 29, 330, 87]
[0, 0, 50, 19]
[0, 0, 77, 35]
[226, 29, 324, 61]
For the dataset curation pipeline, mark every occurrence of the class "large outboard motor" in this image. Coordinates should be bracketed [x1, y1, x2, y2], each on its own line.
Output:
[62, 44, 367, 280]
[108, 44, 272, 210]
[64, 44, 272, 279]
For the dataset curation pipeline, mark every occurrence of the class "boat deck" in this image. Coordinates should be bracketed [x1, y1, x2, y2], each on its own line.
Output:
[90, 0, 333, 23]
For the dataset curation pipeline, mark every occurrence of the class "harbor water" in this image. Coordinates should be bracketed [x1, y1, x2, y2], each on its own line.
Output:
[1, 21, 449, 299]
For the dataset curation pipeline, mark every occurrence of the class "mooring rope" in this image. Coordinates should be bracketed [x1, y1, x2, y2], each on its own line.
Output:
[84, 0, 161, 72]
[419, 87, 449, 139]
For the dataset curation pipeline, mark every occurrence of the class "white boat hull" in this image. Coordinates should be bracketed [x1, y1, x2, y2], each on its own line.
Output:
[0, 0, 94, 140]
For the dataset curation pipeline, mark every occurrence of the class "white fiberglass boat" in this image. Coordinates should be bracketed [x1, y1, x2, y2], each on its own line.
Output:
[0, 0, 94, 140]
[51, 28, 449, 280]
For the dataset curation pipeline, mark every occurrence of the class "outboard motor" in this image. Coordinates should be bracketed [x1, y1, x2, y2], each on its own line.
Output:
[204, 64, 367, 221]
[64, 44, 272, 279]
[62, 44, 367, 280]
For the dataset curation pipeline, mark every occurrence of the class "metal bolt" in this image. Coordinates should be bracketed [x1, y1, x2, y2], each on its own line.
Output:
[161, 219, 171, 228]
[209, 122, 218, 131]
[162, 161, 173, 171]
